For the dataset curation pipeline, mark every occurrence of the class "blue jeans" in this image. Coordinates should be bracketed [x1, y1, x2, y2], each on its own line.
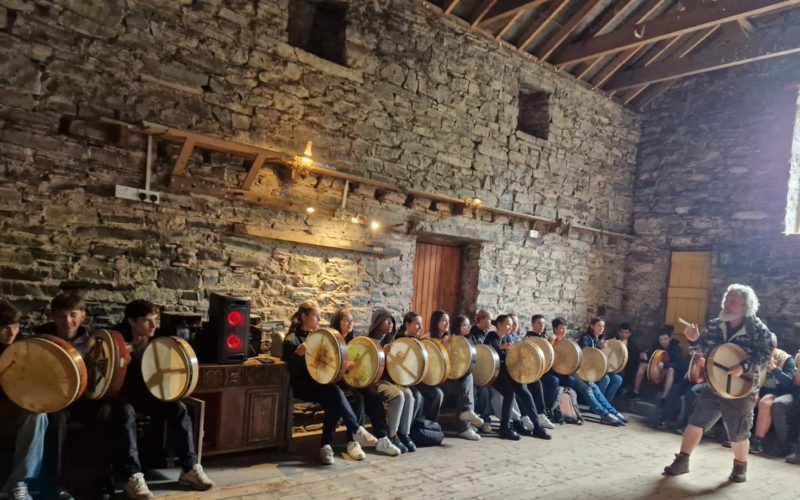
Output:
[3, 408, 47, 489]
[596, 373, 623, 403]
[574, 378, 618, 416]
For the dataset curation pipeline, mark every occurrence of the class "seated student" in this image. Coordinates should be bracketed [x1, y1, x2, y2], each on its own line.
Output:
[750, 334, 796, 454]
[35, 293, 111, 500]
[282, 301, 378, 465]
[782, 367, 800, 463]
[428, 310, 484, 440]
[363, 308, 418, 453]
[524, 314, 557, 429]
[549, 317, 575, 389]
[579, 318, 623, 404]
[630, 325, 687, 402]
[111, 300, 214, 499]
[1, 301, 48, 500]
[483, 315, 551, 441]
[396, 311, 438, 437]
[607, 323, 641, 398]
[468, 309, 493, 345]
[453, 314, 493, 434]
[575, 318, 626, 426]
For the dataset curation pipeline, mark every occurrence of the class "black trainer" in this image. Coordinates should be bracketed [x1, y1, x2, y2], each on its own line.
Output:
[390, 435, 407, 453]
[398, 433, 416, 452]
[499, 427, 521, 441]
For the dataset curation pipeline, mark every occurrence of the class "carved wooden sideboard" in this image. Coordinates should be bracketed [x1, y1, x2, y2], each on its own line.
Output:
[193, 356, 291, 456]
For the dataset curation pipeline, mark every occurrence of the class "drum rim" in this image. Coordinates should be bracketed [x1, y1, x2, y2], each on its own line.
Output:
[706, 344, 752, 399]
[552, 339, 582, 376]
[172, 336, 199, 399]
[421, 338, 450, 386]
[473, 343, 500, 387]
[601, 339, 628, 374]
[142, 336, 191, 401]
[576, 347, 608, 383]
[686, 352, 705, 384]
[507, 341, 544, 384]
[38, 334, 88, 402]
[647, 349, 669, 384]
[344, 336, 386, 388]
[446, 335, 476, 380]
[526, 337, 555, 373]
[304, 328, 347, 385]
[387, 337, 429, 386]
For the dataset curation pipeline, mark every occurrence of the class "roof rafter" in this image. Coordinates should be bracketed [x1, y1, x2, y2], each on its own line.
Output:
[537, 0, 604, 61]
[479, 0, 550, 26]
[515, 0, 570, 51]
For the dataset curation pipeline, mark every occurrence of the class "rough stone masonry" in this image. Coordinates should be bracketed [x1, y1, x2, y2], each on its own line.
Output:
[0, 0, 639, 343]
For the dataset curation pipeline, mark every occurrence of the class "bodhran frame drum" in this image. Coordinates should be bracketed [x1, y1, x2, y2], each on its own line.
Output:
[507, 341, 545, 384]
[447, 335, 477, 380]
[421, 339, 450, 386]
[343, 336, 385, 389]
[0, 334, 88, 413]
[686, 352, 706, 384]
[304, 328, 347, 385]
[552, 339, 583, 376]
[387, 337, 428, 386]
[473, 344, 500, 387]
[706, 343, 763, 399]
[647, 349, 670, 384]
[525, 336, 555, 373]
[602, 339, 628, 374]
[576, 347, 608, 383]
[141, 336, 199, 402]
[84, 329, 130, 400]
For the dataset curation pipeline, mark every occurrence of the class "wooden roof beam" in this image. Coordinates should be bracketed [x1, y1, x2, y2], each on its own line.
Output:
[516, 0, 570, 51]
[552, 0, 800, 66]
[606, 19, 800, 91]
[537, 0, 604, 61]
[478, 0, 549, 26]
[443, 0, 462, 15]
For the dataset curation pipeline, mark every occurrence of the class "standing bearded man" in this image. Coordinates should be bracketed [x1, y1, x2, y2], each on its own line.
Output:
[663, 284, 773, 483]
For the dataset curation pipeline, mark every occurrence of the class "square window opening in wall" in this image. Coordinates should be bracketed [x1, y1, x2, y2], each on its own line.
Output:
[517, 90, 551, 140]
[287, 0, 348, 67]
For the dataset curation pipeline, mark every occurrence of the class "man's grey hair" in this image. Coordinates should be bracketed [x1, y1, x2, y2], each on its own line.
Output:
[721, 284, 760, 317]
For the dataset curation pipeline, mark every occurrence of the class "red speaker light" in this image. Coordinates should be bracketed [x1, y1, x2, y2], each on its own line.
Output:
[226, 334, 242, 350]
[227, 310, 244, 327]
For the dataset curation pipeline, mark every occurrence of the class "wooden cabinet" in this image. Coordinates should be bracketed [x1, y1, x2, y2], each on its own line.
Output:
[192, 357, 291, 456]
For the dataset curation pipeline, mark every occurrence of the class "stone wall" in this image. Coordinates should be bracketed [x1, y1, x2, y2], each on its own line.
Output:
[0, 0, 639, 340]
[627, 54, 800, 352]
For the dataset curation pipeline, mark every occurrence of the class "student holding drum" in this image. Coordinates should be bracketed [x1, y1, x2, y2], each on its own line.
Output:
[629, 326, 687, 402]
[525, 314, 558, 429]
[483, 315, 551, 441]
[112, 300, 214, 498]
[451, 315, 493, 434]
[283, 301, 379, 466]
[574, 318, 626, 426]
[468, 309, 493, 345]
[579, 318, 624, 404]
[0, 301, 48, 500]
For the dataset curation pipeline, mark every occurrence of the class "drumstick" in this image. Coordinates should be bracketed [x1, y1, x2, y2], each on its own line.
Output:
[677, 317, 692, 327]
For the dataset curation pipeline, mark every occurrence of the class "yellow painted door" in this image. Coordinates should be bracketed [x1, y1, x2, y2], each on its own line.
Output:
[665, 251, 711, 353]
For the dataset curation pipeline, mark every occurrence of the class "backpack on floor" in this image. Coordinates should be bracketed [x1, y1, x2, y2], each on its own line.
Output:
[559, 388, 584, 425]
[410, 418, 444, 447]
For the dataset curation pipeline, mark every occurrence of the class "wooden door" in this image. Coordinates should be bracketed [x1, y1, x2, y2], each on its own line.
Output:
[665, 251, 711, 352]
[412, 242, 462, 329]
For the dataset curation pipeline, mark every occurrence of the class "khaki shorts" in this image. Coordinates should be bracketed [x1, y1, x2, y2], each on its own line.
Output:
[688, 387, 756, 442]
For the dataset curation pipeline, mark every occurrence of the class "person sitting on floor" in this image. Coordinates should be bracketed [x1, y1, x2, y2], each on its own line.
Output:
[750, 334, 796, 454]
[629, 325, 687, 403]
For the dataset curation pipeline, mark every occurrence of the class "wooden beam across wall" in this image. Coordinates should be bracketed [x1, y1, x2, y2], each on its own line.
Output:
[606, 19, 800, 91]
[234, 224, 402, 257]
[552, 0, 800, 66]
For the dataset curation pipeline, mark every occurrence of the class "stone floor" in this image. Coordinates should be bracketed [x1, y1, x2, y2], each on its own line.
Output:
[144, 415, 800, 500]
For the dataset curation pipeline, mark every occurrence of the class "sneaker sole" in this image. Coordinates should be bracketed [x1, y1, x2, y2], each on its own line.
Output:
[178, 479, 214, 491]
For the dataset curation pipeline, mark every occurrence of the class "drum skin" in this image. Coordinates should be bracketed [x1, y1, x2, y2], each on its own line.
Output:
[473, 344, 500, 387]
[576, 347, 608, 383]
[447, 335, 476, 380]
[601, 339, 628, 374]
[421, 339, 451, 386]
[0, 335, 87, 413]
[706, 343, 762, 400]
[304, 328, 347, 385]
[647, 349, 669, 384]
[387, 337, 428, 386]
[343, 336, 385, 389]
[85, 329, 130, 400]
[141, 336, 199, 402]
[525, 336, 555, 373]
[552, 339, 582, 376]
[507, 341, 545, 384]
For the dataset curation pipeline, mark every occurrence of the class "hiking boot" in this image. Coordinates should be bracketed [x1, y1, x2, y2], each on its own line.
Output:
[729, 460, 747, 483]
[398, 433, 416, 452]
[124, 473, 154, 500]
[375, 436, 401, 456]
[319, 444, 335, 465]
[354, 426, 378, 447]
[663, 453, 690, 476]
[749, 436, 763, 454]
[346, 440, 366, 460]
[459, 410, 484, 427]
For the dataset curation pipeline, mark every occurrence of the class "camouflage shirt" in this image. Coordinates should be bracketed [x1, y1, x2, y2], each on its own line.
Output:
[689, 316, 773, 378]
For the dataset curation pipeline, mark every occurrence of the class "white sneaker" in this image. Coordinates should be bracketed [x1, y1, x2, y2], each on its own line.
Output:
[539, 414, 555, 430]
[458, 427, 481, 441]
[354, 426, 378, 447]
[375, 436, 401, 456]
[459, 409, 485, 427]
[346, 440, 366, 461]
[520, 416, 535, 432]
[124, 473, 154, 500]
[178, 463, 214, 491]
[11, 482, 32, 500]
[480, 421, 493, 433]
[320, 444, 335, 465]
